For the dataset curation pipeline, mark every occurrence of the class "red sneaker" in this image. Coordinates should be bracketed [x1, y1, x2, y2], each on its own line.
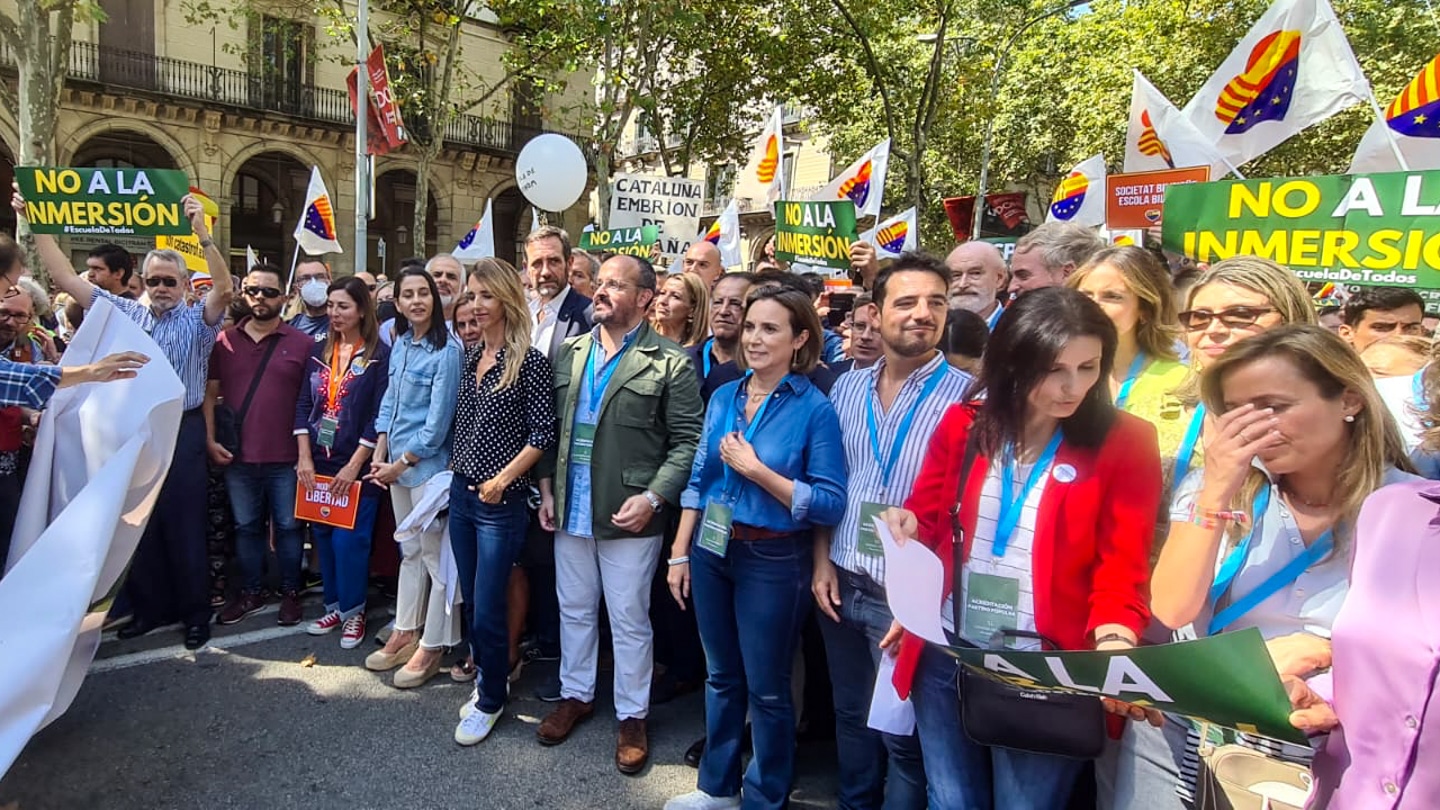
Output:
[340, 614, 366, 649]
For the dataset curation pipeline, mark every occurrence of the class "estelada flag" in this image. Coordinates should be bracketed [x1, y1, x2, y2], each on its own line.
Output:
[1046, 154, 1107, 227]
[294, 166, 342, 256]
[1350, 53, 1440, 173]
[811, 139, 891, 218]
[295, 475, 361, 530]
[1181, 0, 1370, 170]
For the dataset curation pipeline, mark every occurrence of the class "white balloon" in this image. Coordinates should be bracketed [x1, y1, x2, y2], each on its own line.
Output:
[515, 134, 588, 212]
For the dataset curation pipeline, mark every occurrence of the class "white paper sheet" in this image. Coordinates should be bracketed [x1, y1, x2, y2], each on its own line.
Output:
[875, 514, 949, 645]
[866, 652, 916, 735]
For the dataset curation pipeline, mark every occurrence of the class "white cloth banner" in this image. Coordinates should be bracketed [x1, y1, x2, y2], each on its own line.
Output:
[0, 298, 183, 777]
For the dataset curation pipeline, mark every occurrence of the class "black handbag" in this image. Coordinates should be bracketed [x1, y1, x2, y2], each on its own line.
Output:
[214, 336, 281, 459]
[948, 430, 1107, 760]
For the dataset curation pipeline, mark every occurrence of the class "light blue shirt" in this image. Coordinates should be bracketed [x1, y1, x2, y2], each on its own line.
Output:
[93, 287, 218, 410]
[375, 330, 462, 488]
[564, 324, 640, 538]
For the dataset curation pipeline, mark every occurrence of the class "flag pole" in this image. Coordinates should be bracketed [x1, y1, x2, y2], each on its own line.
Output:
[286, 242, 301, 291]
[354, 0, 370, 275]
[1366, 90, 1410, 170]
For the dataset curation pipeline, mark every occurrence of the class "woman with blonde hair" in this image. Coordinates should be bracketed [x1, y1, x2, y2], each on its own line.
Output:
[652, 272, 710, 347]
[449, 256, 556, 745]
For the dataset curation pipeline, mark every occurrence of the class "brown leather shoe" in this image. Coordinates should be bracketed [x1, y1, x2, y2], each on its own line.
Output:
[616, 717, 648, 774]
[536, 698, 594, 745]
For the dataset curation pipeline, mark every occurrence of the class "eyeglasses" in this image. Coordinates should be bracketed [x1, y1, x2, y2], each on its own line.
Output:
[144, 276, 180, 288]
[243, 285, 283, 299]
[1177, 306, 1277, 331]
[0, 311, 27, 321]
[366, 284, 377, 291]
[596, 279, 636, 293]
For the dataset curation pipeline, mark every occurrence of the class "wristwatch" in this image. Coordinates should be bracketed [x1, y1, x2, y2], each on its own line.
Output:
[643, 490, 663, 512]
[399, 454, 415, 467]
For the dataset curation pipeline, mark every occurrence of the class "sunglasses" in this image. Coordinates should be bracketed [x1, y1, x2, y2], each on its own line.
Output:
[243, 285, 283, 299]
[144, 276, 180, 288]
[1177, 306, 1277, 331]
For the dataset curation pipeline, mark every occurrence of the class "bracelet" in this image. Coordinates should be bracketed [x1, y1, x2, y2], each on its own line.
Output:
[1094, 633, 1134, 649]
[667, 556, 690, 566]
[1185, 506, 1250, 530]
[199, 238, 214, 249]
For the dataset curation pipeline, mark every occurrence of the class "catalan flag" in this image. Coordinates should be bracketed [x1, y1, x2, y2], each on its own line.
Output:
[1046, 154, 1106, 227]
[1124, 70, 1232, 176]
[1350, 53, 1440, 173]
[745, 106, 786, 205]
[1182, 0, 1369, 170]
[811, 140, 891, 218]
[1138, 111, 1174, 168]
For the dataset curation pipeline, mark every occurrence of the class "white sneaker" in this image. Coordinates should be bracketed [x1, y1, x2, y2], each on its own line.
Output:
[663, 791, 741, 810]
[454, 705, 502, 746]
[458, 685, 479, 720]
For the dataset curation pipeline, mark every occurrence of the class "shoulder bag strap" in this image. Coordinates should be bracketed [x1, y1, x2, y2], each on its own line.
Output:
[950, 429, 981, 640]
[236, 336, 282, 424]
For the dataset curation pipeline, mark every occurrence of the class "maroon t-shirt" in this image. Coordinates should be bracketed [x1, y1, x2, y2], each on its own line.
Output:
[209, 319, 315, 464]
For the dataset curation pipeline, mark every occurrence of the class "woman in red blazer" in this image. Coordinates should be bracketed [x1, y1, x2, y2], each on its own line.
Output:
[882, 287, 1163, 809]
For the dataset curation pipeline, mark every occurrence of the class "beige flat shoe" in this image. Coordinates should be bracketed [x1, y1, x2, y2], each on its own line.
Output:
[393, 650, 442, 688]
[364, 637, 419, 672]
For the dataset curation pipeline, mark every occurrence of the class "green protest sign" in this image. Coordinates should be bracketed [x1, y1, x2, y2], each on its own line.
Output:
[949, 628, 1307, 745]
[578, 225, 660, 257]
[1162, 170, 1440, 301]
[14, 167, 193, 236]
[773, 200, 858, 270]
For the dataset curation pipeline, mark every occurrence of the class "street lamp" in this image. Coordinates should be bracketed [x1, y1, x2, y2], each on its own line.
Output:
[972, 0, 1089, 240]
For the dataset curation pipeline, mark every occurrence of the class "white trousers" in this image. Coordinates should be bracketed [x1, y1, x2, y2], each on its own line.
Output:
[391, 483, 461, 650]
[554, 530, 662, 720]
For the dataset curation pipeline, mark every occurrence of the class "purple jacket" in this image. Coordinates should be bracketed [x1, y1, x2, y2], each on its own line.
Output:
[1308, 480, 1440, 809]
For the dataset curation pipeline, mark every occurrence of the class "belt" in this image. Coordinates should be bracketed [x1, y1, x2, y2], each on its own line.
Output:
[729, 523, 803, 542]
[839, 568, 886, 599]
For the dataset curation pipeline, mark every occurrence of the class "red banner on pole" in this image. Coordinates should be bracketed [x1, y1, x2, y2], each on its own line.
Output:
[943, 192, 1033, 242]
[348, 45, 408, 156]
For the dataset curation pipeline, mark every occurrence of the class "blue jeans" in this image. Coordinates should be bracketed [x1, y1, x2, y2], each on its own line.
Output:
[691, 533, 812, 810]
[910, 644, 1083, 809]
[448, 477, 528, 714]
[225, 462, 305, 593]
[310, 490, 380, 619]
[818, 570, 927, 810]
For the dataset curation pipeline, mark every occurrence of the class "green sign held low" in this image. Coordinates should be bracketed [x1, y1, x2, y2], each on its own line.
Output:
[14, 167, 193, 236]
[773, 200, 858, 270]
[1162, 170, 1440, 294]
[578, 225, 660, 257]
[948, 628, 1307, 745]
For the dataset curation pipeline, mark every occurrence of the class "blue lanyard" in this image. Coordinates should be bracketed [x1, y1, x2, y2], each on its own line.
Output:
[1114, 353, 1148, 410]
[1207, 485, 1335, 634]
[583, 336, 630, 419]
[702, 337, 715, 378]
[993, 431, 1062, 557]
[1412, 367, 1426, 409]
[721, 373, 787, 496]
[1172, 404, 1206, 491]
[866, 362, 948, 491]
[986, 304, 1004, 330]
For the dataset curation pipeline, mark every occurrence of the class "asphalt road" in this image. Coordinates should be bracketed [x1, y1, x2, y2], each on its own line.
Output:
[0, 601, 839, 810]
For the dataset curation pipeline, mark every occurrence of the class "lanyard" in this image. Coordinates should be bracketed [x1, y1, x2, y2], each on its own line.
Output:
[1114, 353, 1149, 410]
[583, 335, 631, 419]
[1412, 367, 1426, 409]
[721, 372, 787, 497]
[866, 361, 947, 491]
[986, 304, 1004, 330]
[1207, 484, 1335, 633]
[702, 337, 715, 378]
[992, 431, 1062, 557]
[1172, 404, 1206, 490]
[326, 341, 362, 414]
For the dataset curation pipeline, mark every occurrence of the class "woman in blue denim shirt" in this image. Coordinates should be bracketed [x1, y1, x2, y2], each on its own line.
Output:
[295, 276, 389, 649]
[365, 268, 463, 687]
[665, 287, 847, 810]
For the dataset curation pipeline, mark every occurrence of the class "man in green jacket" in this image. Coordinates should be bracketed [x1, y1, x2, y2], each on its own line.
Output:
[535, 253, 703, 775]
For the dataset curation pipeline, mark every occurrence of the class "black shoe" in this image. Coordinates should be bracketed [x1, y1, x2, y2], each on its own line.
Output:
[534, 674, 563, 702]
[116, 618, 160, 640]
[184, 623, 210, 650]
[684, 736, 705, 768]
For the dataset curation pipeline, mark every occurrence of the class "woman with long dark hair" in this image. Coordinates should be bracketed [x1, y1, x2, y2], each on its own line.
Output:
[882, 287, 1163, 809]
[296, 276, 389, 648]
[365, 268, 463, 687]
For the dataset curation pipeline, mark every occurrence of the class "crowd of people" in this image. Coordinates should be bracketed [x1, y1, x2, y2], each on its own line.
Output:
[0, 187, 1436, 810]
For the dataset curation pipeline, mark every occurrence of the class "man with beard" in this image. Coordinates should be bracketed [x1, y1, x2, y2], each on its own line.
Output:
[205, 263, 320, 628]
[535, 254, 702, 775]
[944, 241, 1008, 330]
[28, 193, 232, 650]
[814, 252, 972, 809]
[528, 226, 593, 361]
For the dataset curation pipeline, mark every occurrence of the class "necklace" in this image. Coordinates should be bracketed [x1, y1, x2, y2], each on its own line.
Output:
[748, 387, 774, 401]
[1280, 480, 1332, 509]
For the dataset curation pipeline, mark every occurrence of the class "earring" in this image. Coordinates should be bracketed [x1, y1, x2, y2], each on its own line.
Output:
[1343, 414, 1356, 422]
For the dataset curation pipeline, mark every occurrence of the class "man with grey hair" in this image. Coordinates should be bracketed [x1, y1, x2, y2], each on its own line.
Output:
[28, 192, 233, 651]
[945, 241, 1009, 329]
[1006, 221, 1105, 296]
[569, 249, 598, 299]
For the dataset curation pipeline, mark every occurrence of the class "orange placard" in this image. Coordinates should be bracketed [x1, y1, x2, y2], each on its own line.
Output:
[1106, 166, 1210, 230]
[294, 475, 362, 530]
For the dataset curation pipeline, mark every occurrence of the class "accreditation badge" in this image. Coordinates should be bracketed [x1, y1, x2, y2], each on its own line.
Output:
[697, 500, 734, 557]
[855, 501, 891, 557]
[572, 422, 596, 465]
[961, 572, 1020, 647]
[317, 412, 339, 450]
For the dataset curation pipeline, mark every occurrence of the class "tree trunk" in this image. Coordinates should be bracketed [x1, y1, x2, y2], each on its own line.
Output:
[594, 147, 613, 230]
[412, 140, 440, 256]
[11, 0, 73, 286]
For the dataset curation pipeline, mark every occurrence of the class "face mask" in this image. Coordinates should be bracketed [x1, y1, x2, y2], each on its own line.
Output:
[376, 300, 397, 326]
[300, 278, 328, 308]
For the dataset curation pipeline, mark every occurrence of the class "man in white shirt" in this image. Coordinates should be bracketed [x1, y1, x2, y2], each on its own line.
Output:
[527, 226, 593, 361]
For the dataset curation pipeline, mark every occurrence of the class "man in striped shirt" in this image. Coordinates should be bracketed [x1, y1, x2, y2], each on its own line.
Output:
[815, 252, 972, 810]
[27, 193, 232, 651]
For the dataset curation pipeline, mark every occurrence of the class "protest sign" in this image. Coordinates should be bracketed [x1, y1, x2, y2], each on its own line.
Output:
[608, 173, 704, 262]
[578, 225, 661, 257]
[949, 627, 1306, 745]
[156, 187, 219, 274]
[295, 477, 362, 530]
[773, 200, 858, 271]
[15, 167, 192, 236]
[1162, 170, 1440, 300]
[980, 236, 1019, 265]
[1106, 166, 1209, 229]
